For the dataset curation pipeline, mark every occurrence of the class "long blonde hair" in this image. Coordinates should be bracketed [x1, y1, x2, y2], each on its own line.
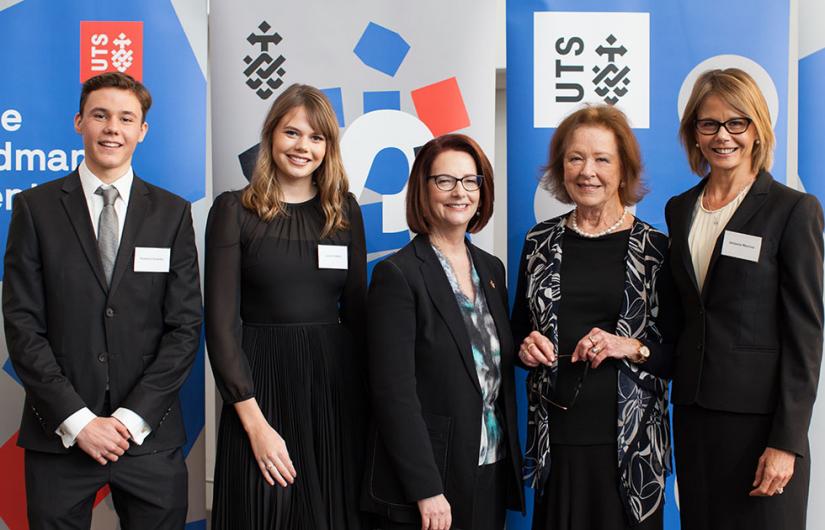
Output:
[242, 84, 350, 236]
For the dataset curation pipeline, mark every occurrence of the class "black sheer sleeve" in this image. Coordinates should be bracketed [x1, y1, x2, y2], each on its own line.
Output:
[340, 193, 367, 354]
[205, 191, 255, 403]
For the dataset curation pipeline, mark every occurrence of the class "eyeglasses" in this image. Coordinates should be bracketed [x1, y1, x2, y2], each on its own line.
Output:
[695, 117, 753, 135]
[428, 174, 484, 192]
[539, 355, 589, 411]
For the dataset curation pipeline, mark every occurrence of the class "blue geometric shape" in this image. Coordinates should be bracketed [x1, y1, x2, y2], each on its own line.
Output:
[321, 87, 345, 127]
[185, 520, 207, 530]
[364, 147, 409, 195]
[3, 357, 21, 386]
[353, 22, 410, 77]
[361, 202, 411, 255]
[363, 90, 401, 113]
[799, 48, 825, 206]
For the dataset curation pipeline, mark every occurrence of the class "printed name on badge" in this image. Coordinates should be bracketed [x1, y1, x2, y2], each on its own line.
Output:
[721, 230, 762, 263]
[134, 247, 171, 272]
[318, 244, 348, 270]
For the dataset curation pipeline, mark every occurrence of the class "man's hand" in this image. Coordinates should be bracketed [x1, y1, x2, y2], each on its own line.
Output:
[75, 417, 131, 465]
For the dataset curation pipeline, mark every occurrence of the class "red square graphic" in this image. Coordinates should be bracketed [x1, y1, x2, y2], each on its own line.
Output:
[80, 21, 143, 82]
[411, 77, 471, 136]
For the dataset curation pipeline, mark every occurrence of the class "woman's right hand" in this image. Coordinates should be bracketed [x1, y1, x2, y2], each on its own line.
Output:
[235, 398, 297, 487]
[417, 494, 451, 530]
[518, 330, 556, 367]
[247, 421, 297, 487]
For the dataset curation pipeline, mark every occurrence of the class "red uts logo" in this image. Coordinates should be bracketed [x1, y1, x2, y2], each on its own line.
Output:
[79, 21, 143, 82]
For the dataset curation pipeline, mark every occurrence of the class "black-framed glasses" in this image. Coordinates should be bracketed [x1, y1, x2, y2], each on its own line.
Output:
[695, 117, 752, 135]
[539, 355, 589, 411]
[428, 174, 484, 192]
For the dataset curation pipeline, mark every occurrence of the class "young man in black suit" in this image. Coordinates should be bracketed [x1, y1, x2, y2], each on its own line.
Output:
[3, 72, 202, 529]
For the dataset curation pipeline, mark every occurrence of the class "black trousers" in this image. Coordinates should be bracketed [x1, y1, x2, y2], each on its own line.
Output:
[673, 404, 810, 530]
[376, 459, 507, 530]
[25, 446, 188, 530]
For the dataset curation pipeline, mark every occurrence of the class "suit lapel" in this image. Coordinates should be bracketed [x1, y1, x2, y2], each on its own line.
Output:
[670, 181, 704, 297]
[60, 172, 108, 293]
[414, 236, 482, 396]
[701, 170, 771, 300]
[108, 177, 150, 296]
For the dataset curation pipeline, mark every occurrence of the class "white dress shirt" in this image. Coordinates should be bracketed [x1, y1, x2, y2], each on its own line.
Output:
[55, 161, 152, 448]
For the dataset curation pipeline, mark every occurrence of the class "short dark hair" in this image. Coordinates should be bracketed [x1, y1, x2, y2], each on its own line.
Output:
[78, 72, 152, 122]
[406, 134, 494, 235]
[542, 104, 646, 206]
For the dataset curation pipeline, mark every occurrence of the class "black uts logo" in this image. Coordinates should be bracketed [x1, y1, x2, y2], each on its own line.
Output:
[592, 34, 630, 105]
[243, 21, 285, 100]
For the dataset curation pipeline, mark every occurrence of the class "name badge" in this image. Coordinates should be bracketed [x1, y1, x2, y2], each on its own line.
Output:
[134, 247, 171, 272]
[721, 230, 762, 263]
[318, 244, 348, 270]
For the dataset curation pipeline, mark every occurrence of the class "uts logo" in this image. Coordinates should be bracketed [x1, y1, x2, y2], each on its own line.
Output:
[244, 21, 286, 100]
[79, 21, 143, 82]
[533, 11, 649, 128]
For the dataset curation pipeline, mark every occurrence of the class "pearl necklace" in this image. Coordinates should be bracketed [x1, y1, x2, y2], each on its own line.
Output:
[568, 207, 628, 238]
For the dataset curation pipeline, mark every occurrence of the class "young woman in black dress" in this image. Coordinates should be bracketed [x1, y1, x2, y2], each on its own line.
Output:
[206, 84, 368, 529]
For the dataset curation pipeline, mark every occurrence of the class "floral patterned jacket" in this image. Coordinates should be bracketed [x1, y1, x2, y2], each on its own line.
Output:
[512, 214, 673, 524]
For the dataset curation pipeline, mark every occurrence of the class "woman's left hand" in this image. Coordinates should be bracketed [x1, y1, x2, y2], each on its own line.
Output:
[749, 447, 795, 497]
[572, 327, 641, 368]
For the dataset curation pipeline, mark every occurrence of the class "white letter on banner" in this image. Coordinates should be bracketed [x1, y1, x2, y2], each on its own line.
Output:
[1, 109, 22, 132]
[341, 110, 433, 233]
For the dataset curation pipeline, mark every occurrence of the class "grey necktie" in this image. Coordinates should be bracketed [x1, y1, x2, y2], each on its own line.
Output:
[95, 186, 120, 286]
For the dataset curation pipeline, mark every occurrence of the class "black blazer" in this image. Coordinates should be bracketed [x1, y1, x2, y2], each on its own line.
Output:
[361, 235, 525, 526]
[3, 171, 202, 455]
[665, 170, 824, 456]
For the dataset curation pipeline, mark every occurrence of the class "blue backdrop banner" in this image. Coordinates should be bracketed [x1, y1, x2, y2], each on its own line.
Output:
[506, 1, 789, 529]
[0, 1, 207, 528]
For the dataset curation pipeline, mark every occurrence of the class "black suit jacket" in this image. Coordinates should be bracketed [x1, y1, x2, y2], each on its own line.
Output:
[666, 170, 824, 456]
[362, 235, 525, 526]
[3, 170, 202, 455]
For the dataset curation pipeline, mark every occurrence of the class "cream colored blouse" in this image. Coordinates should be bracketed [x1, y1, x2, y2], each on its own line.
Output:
[688, 183, 752, 290]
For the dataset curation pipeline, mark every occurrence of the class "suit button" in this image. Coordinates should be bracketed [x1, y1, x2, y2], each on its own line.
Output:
[105, 308, 115, 318]
[98, 352, 107, 363]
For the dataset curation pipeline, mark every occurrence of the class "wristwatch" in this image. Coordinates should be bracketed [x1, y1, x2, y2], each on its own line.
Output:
[631, 342, 650, 364]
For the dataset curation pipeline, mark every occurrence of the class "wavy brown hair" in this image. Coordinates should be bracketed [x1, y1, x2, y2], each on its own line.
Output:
[542, 104, 646, 206]
[242, 84, 349, 236]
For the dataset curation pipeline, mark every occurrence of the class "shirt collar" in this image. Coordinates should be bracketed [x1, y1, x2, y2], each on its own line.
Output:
[78, 160, 133, 206]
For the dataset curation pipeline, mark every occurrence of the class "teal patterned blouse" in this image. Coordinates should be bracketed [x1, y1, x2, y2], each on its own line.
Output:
[432, 244, 504, 465]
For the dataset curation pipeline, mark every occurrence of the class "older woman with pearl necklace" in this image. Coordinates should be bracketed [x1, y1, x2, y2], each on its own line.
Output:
[513, 104, 675, 530]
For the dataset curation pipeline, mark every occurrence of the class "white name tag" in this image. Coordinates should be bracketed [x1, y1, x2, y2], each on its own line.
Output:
[721, 230, 762, 263]
[134, 247, 171, 272]
[318, 244, 348, 270]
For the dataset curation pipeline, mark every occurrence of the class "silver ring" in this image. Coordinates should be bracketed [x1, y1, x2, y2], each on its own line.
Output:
[591, 346, 600, 354]
[777, 487, 784, 494]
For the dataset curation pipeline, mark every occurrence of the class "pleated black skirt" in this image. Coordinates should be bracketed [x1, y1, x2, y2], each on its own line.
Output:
[673, 404, 810, 530]
[532, 444, 663, 530]
[212, 322, 369, 530]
